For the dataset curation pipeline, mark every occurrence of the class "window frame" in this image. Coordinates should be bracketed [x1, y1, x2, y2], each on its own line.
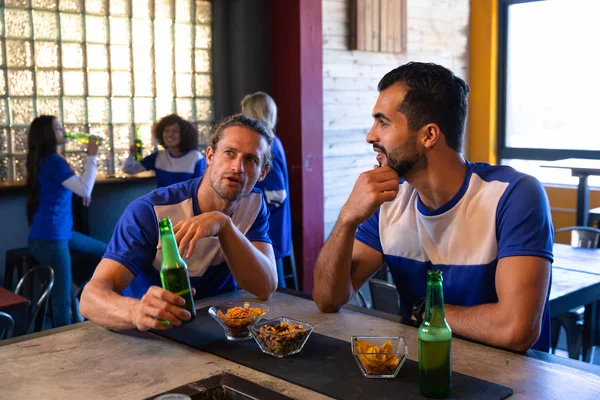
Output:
[497, 0, 600, 162]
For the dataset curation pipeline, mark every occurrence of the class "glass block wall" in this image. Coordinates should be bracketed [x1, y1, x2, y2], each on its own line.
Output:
[0, 0, 213, 181]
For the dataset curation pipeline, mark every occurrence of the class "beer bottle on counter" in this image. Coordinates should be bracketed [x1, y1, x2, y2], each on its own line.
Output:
[159, 217, 196, 324]
[134, 127, 143, 162]
[418, 269, 452, 398]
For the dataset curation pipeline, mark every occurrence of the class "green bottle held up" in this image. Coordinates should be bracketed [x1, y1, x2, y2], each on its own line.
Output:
[65, 132, 102, 146]
[134, 127, 143, 162]
[418, 270, 452, 398]
[159, 217, 196, 324]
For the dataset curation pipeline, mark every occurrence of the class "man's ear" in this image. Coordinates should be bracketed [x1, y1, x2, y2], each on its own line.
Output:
[206, 146, 214, 165]
[258, 165, 270, 182]
[421, 123, 441, 149]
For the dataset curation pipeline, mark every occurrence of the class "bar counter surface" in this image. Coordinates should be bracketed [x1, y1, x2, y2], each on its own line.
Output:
[0, 171, 156, 192]
[1, 291, 599, 399]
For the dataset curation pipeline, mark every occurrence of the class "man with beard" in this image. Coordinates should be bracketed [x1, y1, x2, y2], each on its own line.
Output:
[313, 62, 553, 352]
[80, 114, 277, 331]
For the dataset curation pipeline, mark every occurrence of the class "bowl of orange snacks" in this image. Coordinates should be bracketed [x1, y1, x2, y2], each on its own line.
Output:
[249, 317, 314, 358]
[208, 302, 269, 341]
[351, 336, 408, 378]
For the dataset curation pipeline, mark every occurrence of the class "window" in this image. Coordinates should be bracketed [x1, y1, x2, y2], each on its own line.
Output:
[498, 0, 600, 186]
[0, 0, 213, 181]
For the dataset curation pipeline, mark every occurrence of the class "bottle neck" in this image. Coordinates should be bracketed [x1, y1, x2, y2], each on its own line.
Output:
[424, 281, 446, 323]
[160, 227, 184, 267]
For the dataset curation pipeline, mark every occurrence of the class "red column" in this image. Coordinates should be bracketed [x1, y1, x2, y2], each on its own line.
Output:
[269, 0, 323, 292]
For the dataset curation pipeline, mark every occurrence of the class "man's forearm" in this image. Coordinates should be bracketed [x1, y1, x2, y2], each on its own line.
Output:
[80, 281, 139, 330]
[218, 218, 277, 300]
[445, 303, 541, 352]
[313, 218, 357, 312]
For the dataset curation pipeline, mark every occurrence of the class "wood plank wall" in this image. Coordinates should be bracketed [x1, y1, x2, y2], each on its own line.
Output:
[322, 0, 470, 237]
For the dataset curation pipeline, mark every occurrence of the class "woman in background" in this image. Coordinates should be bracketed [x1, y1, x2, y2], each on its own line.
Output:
[123, 114, 206, 187]
[241, 92, 292, 288]
[26, 115, 107, 328]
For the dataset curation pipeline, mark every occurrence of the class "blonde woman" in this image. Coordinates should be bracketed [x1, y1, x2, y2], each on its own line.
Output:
[241, 92, 292, 288]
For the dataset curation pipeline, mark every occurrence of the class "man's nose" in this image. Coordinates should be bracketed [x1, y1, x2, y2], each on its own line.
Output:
[366, 125, 377, 144]
[230, 156, 244, 172]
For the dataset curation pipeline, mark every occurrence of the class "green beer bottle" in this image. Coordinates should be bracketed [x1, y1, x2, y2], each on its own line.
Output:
[159, 217, 196, 324]
[418, 270, 452, 398]
[65, 132, 102, 145]
[134, 127, 143, 162]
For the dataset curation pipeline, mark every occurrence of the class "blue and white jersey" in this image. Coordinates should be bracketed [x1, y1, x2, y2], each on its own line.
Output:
[356, 161, 554, 352]
[140, 149, 206, 188]
[103, 178, 271, 299]
[254, 136, 292, 259]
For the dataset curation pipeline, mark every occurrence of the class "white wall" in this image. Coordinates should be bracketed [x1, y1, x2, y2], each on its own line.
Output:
[322, 0, 470, 237]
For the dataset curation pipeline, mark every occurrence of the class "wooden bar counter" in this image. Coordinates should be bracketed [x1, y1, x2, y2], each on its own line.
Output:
[1, 291, 600, 399]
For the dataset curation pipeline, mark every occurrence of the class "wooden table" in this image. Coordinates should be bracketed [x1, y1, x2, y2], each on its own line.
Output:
[541, 158, 600, 226]
[0, 287, 29, 337]
[1, 290, 600, 399]
[553, 243, 600, 275]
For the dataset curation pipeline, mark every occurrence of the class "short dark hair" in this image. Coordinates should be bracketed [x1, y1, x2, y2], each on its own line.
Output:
[209, 113, 273, 170]
[153, 114, 198, 152]
[378, 62, 470, 152]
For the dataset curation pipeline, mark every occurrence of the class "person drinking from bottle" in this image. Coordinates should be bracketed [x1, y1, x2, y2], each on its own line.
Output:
[312, 62, 554, 352]
[122, 114, 206, 188]
[80, 114, 277, 331]
[26, 115, 107, 328]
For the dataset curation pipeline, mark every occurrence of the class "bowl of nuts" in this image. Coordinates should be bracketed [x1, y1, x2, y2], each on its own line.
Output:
[249, 316, 314, 358]
[208, 302, 269, 341]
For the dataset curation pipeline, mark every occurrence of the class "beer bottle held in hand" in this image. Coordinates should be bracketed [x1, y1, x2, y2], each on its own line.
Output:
[418, 270, 452, 398]
[159, 217, 196, 324]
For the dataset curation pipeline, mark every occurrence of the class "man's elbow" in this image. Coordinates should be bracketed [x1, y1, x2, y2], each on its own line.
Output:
[313, 292, 343, 313]
[504, 321, 541, 352]
[79, 286, 92, 320]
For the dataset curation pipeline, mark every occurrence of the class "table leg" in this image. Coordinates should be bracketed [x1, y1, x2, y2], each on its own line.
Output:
[582, 302, 597, 362]
[575, 174, 589, 227]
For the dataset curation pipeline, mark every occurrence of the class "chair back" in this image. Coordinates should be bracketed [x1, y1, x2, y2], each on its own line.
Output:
[15, 265, 54, 334]
[0, 311, 14, 340]
[369, 278, 402, 315]
[556, 226, 600, 248]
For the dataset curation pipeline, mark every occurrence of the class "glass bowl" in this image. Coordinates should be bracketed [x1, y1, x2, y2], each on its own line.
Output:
[208, 301, 269, 341]
[249, 316, 314, 358]
[351, 336, 408, 378]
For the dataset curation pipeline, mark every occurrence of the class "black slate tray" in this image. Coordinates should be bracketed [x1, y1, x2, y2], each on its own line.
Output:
[152, 307, 513, 400]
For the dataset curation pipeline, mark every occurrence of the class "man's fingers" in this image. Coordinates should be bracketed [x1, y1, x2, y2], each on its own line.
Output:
[186, 234, 201, 259]
[376, 179, 400, 193]
[148, 286, 185, 306]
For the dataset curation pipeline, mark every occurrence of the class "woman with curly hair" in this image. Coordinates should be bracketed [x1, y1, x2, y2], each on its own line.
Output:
[123, 114, 206, 187]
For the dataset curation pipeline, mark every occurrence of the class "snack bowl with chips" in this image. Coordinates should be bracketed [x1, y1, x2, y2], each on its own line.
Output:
[351, 336, 408, 378]
[249, 316, 315, 358]
[208, 301, 269, 341]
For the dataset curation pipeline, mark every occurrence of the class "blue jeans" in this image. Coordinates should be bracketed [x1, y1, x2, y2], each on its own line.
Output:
[28, 231, 107, 328]
[276, 257, 286, 289]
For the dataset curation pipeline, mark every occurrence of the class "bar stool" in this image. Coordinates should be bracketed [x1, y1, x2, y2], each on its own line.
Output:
[4, 248, 40, 291]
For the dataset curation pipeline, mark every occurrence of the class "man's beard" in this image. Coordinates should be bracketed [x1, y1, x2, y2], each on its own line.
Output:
[375, 137, 421, 178]
[209, 172, 246, 202]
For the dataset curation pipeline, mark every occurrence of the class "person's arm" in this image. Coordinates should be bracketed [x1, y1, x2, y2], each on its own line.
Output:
[173, 211, 277, 300]
[446, 175, 554, 351]
[80, 258, 193, 330]
[123, 149, 156, 174]
[61, 139, 99, 205]
[313, 166, 399, 312]
[445, 256, 550, 351]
